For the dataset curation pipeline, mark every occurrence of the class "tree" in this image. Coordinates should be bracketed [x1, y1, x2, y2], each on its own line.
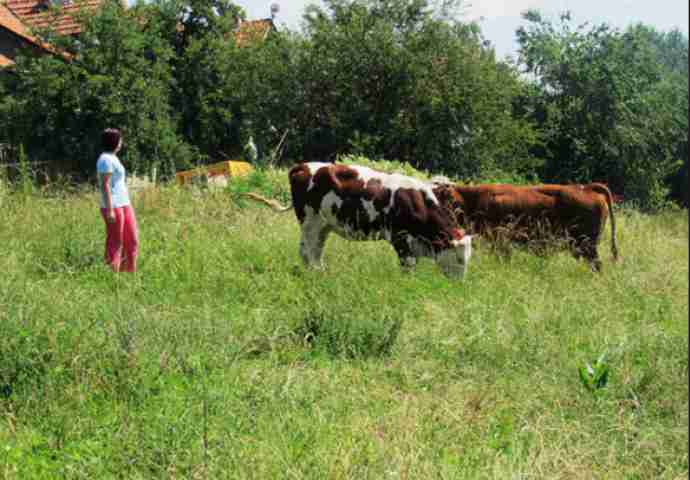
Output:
[517, 11, 688, 208]
[290, 0, 539, 177]
[0, 0, 196, 178]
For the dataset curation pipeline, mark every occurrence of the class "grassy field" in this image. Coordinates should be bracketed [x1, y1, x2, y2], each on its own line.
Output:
[0, 168, 687, 479]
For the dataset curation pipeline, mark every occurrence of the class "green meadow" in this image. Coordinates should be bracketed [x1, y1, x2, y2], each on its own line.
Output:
[0, 169, 687, 479]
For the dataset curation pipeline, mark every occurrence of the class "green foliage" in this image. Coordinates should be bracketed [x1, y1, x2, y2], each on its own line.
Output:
[226, 167, 292, 205]
[578, 353, 611, 393]
[0, 324, 51, 399]
[0, 0, 197, 178]
[0, 0, 687, 208]
[517, 11, 688, 209]
[16, 145, 34, 198]
[293, 0, 539, 176]
[0, 173, 6, 209]
[297, 301, 404, 359]
[166, 0, 243, 52]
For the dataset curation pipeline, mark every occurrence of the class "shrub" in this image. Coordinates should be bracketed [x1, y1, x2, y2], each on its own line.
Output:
[297, 304, 403, 359]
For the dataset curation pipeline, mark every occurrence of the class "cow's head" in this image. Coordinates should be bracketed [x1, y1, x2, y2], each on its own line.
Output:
[432, 184, 466, 227]
[435, 227, 472, 279]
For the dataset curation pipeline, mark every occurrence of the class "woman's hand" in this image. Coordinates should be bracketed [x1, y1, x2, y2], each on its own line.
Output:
[106, 208, 116, 224]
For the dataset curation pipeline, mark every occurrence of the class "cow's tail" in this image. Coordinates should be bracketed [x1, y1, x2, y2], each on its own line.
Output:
[590, 183, 619, 261]
[242, 192, 292, 212]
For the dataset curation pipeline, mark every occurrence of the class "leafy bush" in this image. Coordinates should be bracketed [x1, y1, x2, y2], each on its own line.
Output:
[227, 167, 291, 206]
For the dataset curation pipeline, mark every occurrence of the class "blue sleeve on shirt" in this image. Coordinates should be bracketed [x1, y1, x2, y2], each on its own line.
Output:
[97, 155, 114, 174]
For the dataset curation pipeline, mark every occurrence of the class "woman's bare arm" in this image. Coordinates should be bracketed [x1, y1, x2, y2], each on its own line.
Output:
[101, 173, 115, 222]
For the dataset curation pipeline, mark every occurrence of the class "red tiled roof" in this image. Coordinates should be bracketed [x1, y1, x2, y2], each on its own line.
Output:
[234, 18, 274, 46]
[0, 2, 72, 65]
[4, 0, 102, 36]
[0, 53, 14, 66]
[1, 1, 41, 43]
[0, 6, 23, 64]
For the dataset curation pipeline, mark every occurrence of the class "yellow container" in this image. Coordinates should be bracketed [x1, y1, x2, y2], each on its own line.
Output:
[175, 160, 253, 185]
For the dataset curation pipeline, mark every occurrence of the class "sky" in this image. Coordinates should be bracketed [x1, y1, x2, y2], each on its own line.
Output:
[237, 0, 689, 60]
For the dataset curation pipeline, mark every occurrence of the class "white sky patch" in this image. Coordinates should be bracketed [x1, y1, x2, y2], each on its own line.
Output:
[229, 0, 688, 61]
[464, 0, 550, 20]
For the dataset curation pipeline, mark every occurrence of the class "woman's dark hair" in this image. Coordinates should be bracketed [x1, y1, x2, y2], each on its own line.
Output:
[102, 128, 122, 152]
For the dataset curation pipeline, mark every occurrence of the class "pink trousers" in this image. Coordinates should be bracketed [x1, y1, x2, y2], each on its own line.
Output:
[100, 205, 139, 272]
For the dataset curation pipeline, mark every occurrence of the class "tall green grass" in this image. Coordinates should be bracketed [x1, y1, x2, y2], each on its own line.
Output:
[0, 168, 687, 479]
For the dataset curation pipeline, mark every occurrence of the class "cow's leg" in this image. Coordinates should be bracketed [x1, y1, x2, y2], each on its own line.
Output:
[399, 255, 417, 272]
[299, 215, 330, 269]
[572, 237, 601, 272]
[570, 217, 603, 272]
[312, 227, 331, 267]
[582, 240, 601, 272]
[392, 236, 417, 272]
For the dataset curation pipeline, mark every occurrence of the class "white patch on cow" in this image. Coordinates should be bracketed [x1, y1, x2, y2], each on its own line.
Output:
[318, 191, 363, 240]
[305, 163, 439, 209]
[346, 165, 378, 185]
[320, 190, 343, 215]
[347, 165, 439, 211]
[305, 162, 332, 191]
[305, 162, 332, 175]
[361, 199, 379, 223]
[456, 235, 473, 267]
[401, 256, 417, 270]
[385, 173, 438, 213]
[318, 187, 388, 241]
[430, 175, 452, 185]
[437, 235, 473, 278]
[299, 205, 329, 268]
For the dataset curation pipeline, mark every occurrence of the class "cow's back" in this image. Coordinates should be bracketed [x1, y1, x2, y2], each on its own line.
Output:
[480, 185, 557, 218]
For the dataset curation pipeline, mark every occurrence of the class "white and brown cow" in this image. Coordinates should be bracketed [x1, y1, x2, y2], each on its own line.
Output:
[247, 162, 473, 278]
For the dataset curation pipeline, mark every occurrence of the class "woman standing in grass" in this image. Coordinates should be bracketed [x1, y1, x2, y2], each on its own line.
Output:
[97, 128, 138, 273]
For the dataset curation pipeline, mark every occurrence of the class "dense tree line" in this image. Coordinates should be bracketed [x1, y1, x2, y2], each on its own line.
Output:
[516, 11, 688, 208]
[0, 0, 686, 208]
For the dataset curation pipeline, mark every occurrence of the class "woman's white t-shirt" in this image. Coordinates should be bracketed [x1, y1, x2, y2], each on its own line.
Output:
[96, 153, 131, 208]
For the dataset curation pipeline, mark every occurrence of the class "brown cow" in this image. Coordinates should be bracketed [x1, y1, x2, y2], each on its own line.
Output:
[431, 182, 618, 271]
[247, 162, 473, 278]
